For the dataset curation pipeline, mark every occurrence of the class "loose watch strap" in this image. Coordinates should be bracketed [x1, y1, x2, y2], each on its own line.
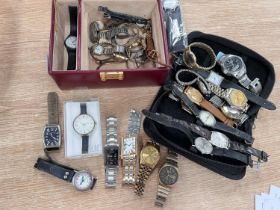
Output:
[134, 164, 153, 196]
[69, 6, 77, 36]
[82, 135, 89, 154]
[195, 69, 276, 110]
[34, 158, 76, 182]
[67, 50, 76, 70]
[229, 141, 268, 162]
[105, 167, 118, 188]
[48, 92, 59, 125]
[80, 103, 87, 114]
[200, 98, 235, 127]
[212, 121, 254, 145]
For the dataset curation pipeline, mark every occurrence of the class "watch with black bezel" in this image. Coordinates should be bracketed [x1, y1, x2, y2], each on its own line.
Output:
[73, 103, 96, 154]
[155, 151, 179, 207]
[34, 158, 97, 191]
[64, 6, 77, 70]
[43, 92, 61, 151]
[104, 117, 119, 188]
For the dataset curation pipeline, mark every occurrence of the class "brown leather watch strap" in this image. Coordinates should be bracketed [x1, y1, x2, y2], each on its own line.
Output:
[47, 92, 59, 125]
[200, 99, 235, 127]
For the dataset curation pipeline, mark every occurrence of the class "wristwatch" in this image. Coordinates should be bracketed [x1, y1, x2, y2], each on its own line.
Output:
[64, 6, 77, 70]
[73, 103, 96, 154]
[168, 84, 254, 144]
[43, 92, 61, 151]
[104, 117, 119, 188]
[217, 52, 262, 94]
[184, 86, 235, 126]
[121, 110, 141, 185]
[221, 106, 249, 126]
[155, 151, 179, 207]
[34, 158, 97, 191]
[135, 142, 160, 196]
[193, 69, 276, 111]
[183, 42, 216, 71]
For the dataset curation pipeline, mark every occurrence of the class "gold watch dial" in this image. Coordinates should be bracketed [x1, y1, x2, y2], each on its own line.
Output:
[185, 87, 203, 105]
[229, 89, 248, 107]
[140, 145, 160, 168]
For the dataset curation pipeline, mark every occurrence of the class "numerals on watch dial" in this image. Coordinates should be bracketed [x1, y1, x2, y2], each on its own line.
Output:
[72, 171, 94, 191]
[65, 35, 77, 50]
[44, 126, 60, 147]
[123, 137, 136, 155]
[224, 56, 243, 72]
[73, 114, 95, 135]
[159, 165, 178, 186]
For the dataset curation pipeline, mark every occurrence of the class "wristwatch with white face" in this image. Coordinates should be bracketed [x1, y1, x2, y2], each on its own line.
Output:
[104, 117, 119, 188]
[217, 52, 262, 94]
[121, 110, 141, 185]
[73, 103, 96, 154]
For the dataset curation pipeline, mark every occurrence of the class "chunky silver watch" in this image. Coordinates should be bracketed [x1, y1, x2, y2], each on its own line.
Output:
[121, 110, 141, 185]
[104, 117, 119, 188]
[217, 52, 262, 94]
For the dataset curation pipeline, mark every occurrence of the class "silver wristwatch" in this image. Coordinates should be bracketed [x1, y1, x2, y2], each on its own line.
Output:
[121, 110, 141, 185]
[217, 52, 262, 94]
[104, 117, 119, 188]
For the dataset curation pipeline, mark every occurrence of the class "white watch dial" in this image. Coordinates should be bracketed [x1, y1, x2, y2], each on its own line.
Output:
[206, 71, 224, 86]
[94, 45, 104, 55]
[199, 111, 216, 127]
[210, 131, 230, 149]
[194, 137, 213, 154]
[123, 137, 136, 155]
[72, 171, 94, 191]
[65, 35, 77, 50]
[73, 114, 95, 135]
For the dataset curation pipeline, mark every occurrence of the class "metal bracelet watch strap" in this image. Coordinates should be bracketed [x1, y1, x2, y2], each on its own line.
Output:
[134, 164, 153, 196]
[122, 110, 141, 184]
[183, 42, 216, 71]
[48, 92, 59, 125]
[105, 117, 119, 187]
[155, 151, 178, 207]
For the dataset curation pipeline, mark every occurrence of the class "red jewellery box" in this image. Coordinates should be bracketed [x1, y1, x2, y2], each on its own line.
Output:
[48, 0, 170, 89]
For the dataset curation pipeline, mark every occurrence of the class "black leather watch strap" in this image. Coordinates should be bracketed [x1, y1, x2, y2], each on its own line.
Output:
[212, 121, 254, 145]
[80, 103, 87, 114]
[67, 51, 76, 70]
[69, 6, 77, 36]
[194, 69, 276, 110]
[82, 135, 89, 154]
[211, 148, 251, 166]
[34, 158, 76, 182]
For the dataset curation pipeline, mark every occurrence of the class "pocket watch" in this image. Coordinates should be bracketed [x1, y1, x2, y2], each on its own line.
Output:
[135, 142, 160, 196]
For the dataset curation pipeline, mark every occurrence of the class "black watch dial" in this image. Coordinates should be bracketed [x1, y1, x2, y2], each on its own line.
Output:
[104, 146, 119, 166]
[224, 56, 243, 72]
[159, 165, 178, 186]
[43, 125, 60, 148]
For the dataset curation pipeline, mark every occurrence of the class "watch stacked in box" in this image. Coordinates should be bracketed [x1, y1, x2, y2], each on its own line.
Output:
[143, 31, 276, 180]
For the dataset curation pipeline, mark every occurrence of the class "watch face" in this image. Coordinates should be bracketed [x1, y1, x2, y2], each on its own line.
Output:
[72, 170, 94, 191]
[123, 137, 136, 155]
[210, 132, 230, 149]
[185, 87, 203, 105]
[228, 89, 247, 107]
[194, 137, 213, 154]
[94, 45, 104, 55]
[224, 56, 243, 73]
[159, 165, 178, 186]
[163, 0, 179, 10]
[140, 145, 160, 167]
[43, 125, 60, 148]
[104, 146, 119, 166]
[199, 111, 216, 127]
[65, 35, 77, 50]
[73, 114, 95, 135]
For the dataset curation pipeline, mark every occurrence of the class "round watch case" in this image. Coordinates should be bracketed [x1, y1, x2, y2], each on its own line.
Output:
[198, 111, 216, 127]
[73, 114, 96, 135]
[225, 88, 248, 109]
[210, 131, 230, 149]
[194, 137, 213, 154]
[159, 164, 179, 186]
[72, 170, 95, 191]
[140, 144, 160, 168]
[65, 35, 77, 50]
[220, 54, 246, 79]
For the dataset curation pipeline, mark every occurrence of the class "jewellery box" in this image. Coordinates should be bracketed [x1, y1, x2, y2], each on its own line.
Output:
[143, 31, 275, 180]
[48, 0, 170, 89]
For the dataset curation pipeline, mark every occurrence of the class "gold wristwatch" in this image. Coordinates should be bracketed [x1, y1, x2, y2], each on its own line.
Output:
[184, 86, 235, 127]
[155, 151, 179, 207]
[134, 142, 160, 196]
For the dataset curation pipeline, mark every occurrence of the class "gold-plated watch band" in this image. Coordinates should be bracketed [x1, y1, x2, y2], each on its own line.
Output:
[134, 164, 153, 196]
[122, 155, 136, 184]
[47, 92, 59, 125]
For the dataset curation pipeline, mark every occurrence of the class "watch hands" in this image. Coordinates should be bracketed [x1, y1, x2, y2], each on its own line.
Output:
[80, 176, 85, 185]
